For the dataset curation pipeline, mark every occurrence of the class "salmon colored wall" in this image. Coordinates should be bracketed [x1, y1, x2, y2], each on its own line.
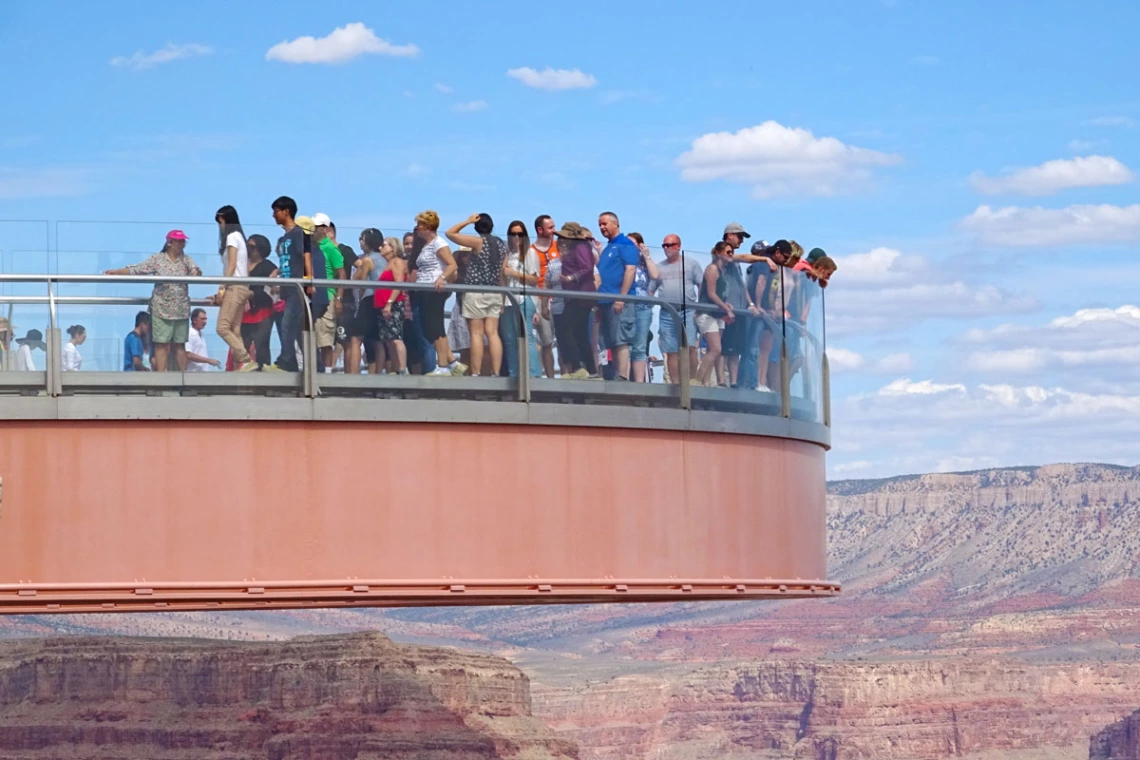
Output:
[0, 422, 827, 587]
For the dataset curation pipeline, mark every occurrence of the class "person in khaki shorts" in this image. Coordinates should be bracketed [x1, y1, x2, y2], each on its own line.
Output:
[446, 212, 507, 376]
[213, 205, 256, 371]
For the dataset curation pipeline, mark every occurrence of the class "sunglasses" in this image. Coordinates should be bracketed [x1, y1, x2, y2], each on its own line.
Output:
[662, 242, 680, 248]
[508, 231, 525, 237]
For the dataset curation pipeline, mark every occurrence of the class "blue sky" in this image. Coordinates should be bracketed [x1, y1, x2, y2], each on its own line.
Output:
[2, 0, 1139, 478]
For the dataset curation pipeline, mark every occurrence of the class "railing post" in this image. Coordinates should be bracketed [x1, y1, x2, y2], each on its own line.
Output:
[672, 304, 692, 410]
[512, 295, 530, 402]
[46, 280, 61, 397]
[298, 283, 318, 398]
[780, 342, 791, 419]
[821, 351, 831, 428]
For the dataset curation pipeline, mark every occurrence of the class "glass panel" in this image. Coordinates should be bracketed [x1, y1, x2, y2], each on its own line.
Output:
[784, 266, 824, 423]
[0, 221, 51, 373]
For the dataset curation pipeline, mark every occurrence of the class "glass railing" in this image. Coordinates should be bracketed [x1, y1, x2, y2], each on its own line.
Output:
[0, 223, 829, 426]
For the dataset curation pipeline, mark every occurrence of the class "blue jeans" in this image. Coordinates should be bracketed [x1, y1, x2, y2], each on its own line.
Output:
[630, 306, 653, 362]
[501, 299, 542, 378]
[736, 314, 765, 391]
[410, 302, 437, 374]
[275, 293, 304, 372]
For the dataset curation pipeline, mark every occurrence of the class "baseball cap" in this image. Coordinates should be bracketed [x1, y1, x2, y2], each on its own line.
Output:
[807, 247, 826, 263]
[166, 230, 188, 241]
[723, 222, 750, 239]
[312, 212, 332, 228]
[295, 216, 315, 234]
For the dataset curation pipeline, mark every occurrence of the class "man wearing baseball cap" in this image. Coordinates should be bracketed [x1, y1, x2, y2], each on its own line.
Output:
[312, 213, 346, 371]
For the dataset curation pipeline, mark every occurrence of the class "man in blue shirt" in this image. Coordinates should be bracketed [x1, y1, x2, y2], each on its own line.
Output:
[123, 311, 150, 371]
[596, 212, 639, 380]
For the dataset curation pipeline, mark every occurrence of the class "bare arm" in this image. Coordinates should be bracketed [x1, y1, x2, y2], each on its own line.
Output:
[734, 253, 777, 271]
[642, 253, 660, 282]
[387, 260, 407, 305]
[185, 350, 218, 366]
[353, 257, 372, 281]
[131, 354, 149, 371]
[435, 245, 457, 290]
[445, 213, 485, 252]
[705, 266, 733, 315]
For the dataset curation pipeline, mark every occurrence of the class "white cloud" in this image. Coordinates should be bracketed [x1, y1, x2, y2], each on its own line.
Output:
[674, 121, 902, 199]
[824, 247, 1036, 337]
[1084, 116, 1137, 128]
[829, 348, 913, 374]
[879, 378, 967, 396]
[506, 67, 597, 91]
[266, 23, 418, 64]
[876, 353, 915, 373]
[0, 166, 88, 199]
[1068, 139, 1106, 153]
[961, 204, 1140, 246]
[962, 305, 1140, 379]
[833, 379, 1140, 478]
[434, 83, 454, 94]
[829, 348, 866, 372]
[402, 163, 428, 179]
[451, 100, 488, 113]
[969, 155, 1133, 196]
[110, 43, 212, 70]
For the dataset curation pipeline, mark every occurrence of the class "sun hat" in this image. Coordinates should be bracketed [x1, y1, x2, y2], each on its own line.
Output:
[554, 222, 591, 240]
[295, 216, 315, 234]
[723, 222, 751, 239]
[166, 230, 188, 241]
[311, 212, 332, 228]
[15, 329, 45, 350]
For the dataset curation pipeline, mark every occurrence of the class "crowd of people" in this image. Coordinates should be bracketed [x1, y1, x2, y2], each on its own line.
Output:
[0, 198, 838, 390]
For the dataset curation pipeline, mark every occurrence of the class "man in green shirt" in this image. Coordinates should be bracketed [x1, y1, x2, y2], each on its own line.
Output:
[312, 213, 346, 371]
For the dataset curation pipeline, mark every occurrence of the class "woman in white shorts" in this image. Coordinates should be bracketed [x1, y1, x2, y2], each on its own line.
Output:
[446, 213, 508, 376]
[695, 241, 735, 387]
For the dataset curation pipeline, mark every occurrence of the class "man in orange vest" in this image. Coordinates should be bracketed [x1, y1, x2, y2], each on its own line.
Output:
[530, 214, 562, 377]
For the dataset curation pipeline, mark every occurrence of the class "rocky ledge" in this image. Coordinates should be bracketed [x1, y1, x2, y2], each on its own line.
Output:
[0, 632, 578, 759]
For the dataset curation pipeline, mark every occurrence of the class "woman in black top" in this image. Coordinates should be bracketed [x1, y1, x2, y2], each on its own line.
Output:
[242, 234, 279, 368]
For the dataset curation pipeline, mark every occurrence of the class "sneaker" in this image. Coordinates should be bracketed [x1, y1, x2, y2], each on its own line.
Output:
[429, 366, 453, 376]
[570, 368, 590, 380]
[263, 364, 285, 372]
[237, 361, 259, 373]
[450, 361, 468, 377]
[757, 384, 773, 393]
[398, 369, 410, 376]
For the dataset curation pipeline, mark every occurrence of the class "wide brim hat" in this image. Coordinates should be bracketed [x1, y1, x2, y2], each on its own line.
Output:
[555, 222, 591, 240]
[15, 329, 45, 350]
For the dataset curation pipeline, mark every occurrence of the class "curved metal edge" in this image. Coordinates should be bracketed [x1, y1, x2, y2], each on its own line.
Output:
[0, 578, 841, 615]
[0, 396, 832, 449]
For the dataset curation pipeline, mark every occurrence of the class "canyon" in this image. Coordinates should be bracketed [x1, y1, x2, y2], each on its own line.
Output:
[0, 632, 575, 759]
[3, 462, 1140, 759]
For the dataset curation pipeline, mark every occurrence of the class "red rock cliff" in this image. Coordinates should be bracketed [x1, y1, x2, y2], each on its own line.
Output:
[0, 632, 578, 759]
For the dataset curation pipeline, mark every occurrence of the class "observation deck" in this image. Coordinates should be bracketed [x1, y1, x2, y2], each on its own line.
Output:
[0, 224, 836, 614]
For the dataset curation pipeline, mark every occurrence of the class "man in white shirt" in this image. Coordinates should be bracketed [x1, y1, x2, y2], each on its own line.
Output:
[13, 329, 45, 371]
[186, 309, 220, 371]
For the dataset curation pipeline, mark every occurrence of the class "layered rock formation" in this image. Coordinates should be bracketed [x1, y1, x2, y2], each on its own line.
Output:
[0, 632, 577, 759]
[1092, 708, 1140, 759]
[534, 658, 1140, 760]
[9, 462, 1140, 760]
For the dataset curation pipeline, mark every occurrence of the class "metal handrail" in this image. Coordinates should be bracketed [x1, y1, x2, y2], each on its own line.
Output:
[0, 272, 828, 421]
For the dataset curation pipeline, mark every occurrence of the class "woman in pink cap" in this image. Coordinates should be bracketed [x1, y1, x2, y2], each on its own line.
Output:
[105, 230, 202, 371]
